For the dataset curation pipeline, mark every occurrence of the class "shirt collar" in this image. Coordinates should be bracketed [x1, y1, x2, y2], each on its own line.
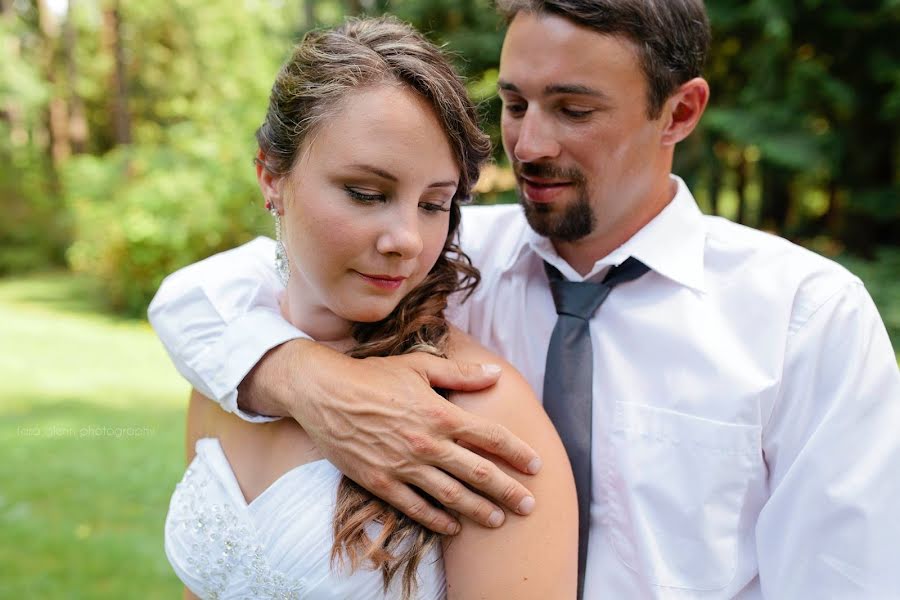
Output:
[511, 175, 707, 292]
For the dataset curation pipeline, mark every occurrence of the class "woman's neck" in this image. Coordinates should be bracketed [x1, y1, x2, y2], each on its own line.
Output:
[279, 288, 355, 353]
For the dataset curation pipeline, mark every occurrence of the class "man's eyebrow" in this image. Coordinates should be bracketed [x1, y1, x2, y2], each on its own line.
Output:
[497, 80, 608, 100]
[348, 164, 456, 189]
[544, 83, 607, 99]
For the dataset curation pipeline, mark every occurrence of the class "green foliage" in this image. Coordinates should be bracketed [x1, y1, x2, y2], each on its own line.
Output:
[696, 0, 900, 243]
[0, 143, 69, 274]
[0, 9, 66, 274]
[56, 0, 293, 315]
[2, 0, 898, 316]
[63, 143, 267, 316]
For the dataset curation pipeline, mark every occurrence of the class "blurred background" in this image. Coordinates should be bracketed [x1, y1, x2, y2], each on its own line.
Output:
[1, 0, 897, 597]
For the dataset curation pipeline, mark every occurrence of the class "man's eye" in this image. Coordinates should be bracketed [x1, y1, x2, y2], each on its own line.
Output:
[504, 103, 526, 116]
[561, 107, 593, 119]
[345, 187, 385, 203]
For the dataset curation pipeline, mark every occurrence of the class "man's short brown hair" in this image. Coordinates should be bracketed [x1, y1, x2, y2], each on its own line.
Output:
[497, 0, 710, 118]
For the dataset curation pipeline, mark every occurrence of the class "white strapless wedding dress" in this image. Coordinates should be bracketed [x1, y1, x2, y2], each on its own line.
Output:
[165, 438, 446, 599]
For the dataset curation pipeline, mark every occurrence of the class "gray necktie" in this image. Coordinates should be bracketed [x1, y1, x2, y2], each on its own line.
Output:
[543, 257, 650, 599]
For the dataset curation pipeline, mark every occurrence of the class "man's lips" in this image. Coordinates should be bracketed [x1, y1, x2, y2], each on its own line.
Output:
[355, 271, 408, 290]
[520, 176, 573, 203]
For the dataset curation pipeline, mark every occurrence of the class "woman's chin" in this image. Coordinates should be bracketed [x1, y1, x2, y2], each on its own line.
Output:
[339, 304, 396, 324]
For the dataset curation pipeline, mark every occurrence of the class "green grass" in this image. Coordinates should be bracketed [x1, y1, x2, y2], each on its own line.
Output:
[0, 252, 896, 599]
[0, 272, 189, 599]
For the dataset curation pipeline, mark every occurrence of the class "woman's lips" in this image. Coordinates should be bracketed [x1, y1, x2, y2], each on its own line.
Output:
[355, 272, 407, 290]
[521, 177, 573, 204]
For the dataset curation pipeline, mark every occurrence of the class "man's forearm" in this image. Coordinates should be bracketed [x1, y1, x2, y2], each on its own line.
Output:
[236, 338, 321, 418]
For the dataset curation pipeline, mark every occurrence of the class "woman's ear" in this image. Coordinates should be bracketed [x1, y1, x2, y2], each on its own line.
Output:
[256, 149, 283, 213]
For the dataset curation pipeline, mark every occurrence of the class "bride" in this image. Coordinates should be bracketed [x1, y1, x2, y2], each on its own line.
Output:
[163, 16, 576, 599]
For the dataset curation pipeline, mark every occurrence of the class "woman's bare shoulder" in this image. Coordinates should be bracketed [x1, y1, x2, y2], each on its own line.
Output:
[446, 326, 542, 419]
[441, 331, 578, 598]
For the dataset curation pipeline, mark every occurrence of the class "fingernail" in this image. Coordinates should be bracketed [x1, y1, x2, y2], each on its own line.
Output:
[447, 522, 461, 535]
[482, 363, 502, 376]
[517, 496, 536, 515]
[527, 457, 542, 474]
[488, 510, 504, 527]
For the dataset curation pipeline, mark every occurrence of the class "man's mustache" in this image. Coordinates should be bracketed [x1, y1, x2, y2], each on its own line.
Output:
[514, 161, 586, 184]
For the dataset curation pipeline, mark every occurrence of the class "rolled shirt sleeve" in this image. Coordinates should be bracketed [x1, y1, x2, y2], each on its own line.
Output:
[148, 237, 308, 421]
[756, 280, 900, 596]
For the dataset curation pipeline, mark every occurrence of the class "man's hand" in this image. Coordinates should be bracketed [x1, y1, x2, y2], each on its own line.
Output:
[238, 339, 542, 534]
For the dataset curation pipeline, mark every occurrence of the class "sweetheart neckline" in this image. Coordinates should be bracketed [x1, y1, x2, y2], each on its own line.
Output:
[197, 437, 335, 511]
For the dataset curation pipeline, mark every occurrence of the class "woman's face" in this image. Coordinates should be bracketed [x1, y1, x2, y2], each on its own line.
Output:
[258, 84, 460, 340]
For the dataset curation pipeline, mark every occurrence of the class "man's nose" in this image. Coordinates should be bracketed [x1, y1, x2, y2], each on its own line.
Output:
[514, 108, 561, 163]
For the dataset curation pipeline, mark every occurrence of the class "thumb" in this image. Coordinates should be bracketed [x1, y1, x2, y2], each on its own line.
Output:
[414, 354, 502, 392]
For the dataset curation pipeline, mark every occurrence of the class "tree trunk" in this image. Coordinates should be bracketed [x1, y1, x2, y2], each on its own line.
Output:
[302, 0, 316, 28]
[103, 2, 131, 145]
[707, 163, 721, 216]
[759, 163, 792, 234]
[37, 0, 73, 168]
[735, 155, 748, 226]
[823, 179, 843, 237]
[64, 0, 88, 153]
[0, 0, 27, 147]
[344, 0, 364, 16]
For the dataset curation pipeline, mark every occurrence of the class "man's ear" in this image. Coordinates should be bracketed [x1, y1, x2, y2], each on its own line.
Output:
[660, 77, 710, 146]
[256, 149, 283, 213]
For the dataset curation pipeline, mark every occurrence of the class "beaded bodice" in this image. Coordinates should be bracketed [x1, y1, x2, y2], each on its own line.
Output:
[164, 438, 446, 599]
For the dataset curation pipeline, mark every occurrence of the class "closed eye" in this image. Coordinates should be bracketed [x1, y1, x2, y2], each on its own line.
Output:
[504, 102, 527, 117]
[345, 187, 385, 203]
[561, 107, 594, 119]
[419, 202, 450, 213]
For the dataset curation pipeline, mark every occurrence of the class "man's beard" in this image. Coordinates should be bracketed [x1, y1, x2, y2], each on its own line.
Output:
[515, 162, 595, 243]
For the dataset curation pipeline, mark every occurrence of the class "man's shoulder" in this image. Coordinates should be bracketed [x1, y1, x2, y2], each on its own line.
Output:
[702, 216, 862, 328]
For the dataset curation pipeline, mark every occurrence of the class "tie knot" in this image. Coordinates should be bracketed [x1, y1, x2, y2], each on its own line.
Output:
[544, 258, 650, 320]
[549, 279, 610, 319]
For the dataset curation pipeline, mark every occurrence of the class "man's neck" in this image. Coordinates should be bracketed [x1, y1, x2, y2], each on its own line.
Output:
[554, 177, 677, 276]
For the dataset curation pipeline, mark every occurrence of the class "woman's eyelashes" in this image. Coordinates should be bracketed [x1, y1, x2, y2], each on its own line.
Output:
[344, 186, 384, 203]
[419, 202, 451, 213]
[344, 186, 450, 213]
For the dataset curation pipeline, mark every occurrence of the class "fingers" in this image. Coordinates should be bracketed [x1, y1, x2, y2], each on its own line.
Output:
[414, 354, 502, 393]
[375, 478, 461, 536]
[456, 416, 543, 477]
[408, 465, 509, 529]
[438, 442, 537, 518]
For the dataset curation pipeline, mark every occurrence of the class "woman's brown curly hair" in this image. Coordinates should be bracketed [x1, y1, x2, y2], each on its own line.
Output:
[255, 15, 492, 599]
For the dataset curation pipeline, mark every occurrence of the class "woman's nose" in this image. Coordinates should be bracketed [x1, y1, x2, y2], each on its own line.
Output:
[375, 208, 423, 259]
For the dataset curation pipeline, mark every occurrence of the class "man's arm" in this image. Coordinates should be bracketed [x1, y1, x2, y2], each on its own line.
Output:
[148, 238, 542, 533]
[756, 281, 900, 595]
[148, 237, 302, 421]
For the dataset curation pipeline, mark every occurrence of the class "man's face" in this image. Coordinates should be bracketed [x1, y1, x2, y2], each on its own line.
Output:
[498, 11, 670, 248]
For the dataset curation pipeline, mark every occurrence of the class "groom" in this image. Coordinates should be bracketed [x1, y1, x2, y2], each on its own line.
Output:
[150, 1, 900, 597]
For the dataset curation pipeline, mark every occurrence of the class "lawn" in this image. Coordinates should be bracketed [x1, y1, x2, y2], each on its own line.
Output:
[0, 273, 188, 599]
[0, 253, 896, 599]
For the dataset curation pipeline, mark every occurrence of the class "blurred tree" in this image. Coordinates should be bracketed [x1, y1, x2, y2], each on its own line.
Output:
[1, 0, 896, 313]
[696, 0, 899, 253]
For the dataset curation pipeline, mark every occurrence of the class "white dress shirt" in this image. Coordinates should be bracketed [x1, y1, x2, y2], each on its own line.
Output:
[149, 176, 900, 598]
